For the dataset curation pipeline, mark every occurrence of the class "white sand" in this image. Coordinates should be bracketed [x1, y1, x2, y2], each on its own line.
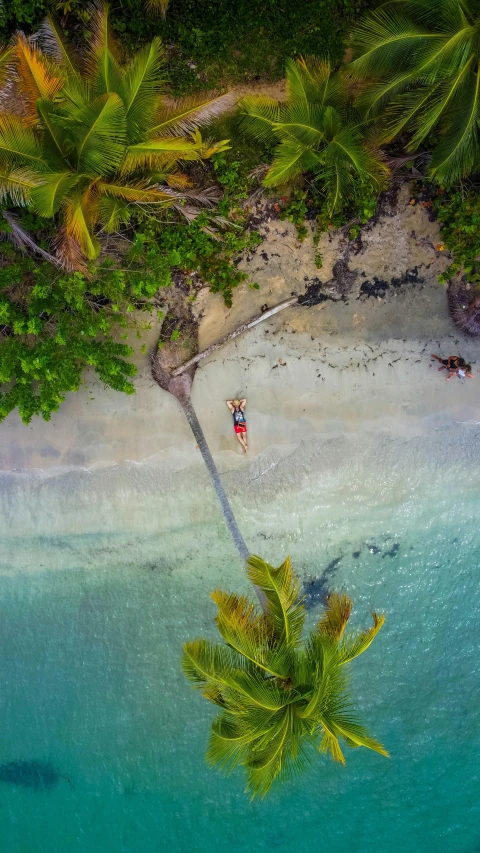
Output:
[1, 185, 479, 478]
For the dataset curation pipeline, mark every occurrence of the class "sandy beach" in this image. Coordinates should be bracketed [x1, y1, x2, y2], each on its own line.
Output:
[1, 184, 480, 547]
[1, 184, 479, 475]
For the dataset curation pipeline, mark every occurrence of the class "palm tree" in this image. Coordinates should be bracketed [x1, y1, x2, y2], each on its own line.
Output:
[238, 56, 388, 214]
[151, 346, 250, 564]
[349, 0, 480, 185]
[0, 2, 233, 269]
[182, 554, 388, 799]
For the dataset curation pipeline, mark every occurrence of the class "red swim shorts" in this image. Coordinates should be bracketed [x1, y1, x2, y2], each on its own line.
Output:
[234, 423, 247, 434]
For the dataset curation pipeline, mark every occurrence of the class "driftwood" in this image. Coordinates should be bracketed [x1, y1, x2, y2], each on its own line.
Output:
[172, 295, 298, 376]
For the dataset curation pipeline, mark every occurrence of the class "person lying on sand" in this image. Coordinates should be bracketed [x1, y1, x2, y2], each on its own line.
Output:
[431, 354, 473, 380]
[226, 399, 248, 453]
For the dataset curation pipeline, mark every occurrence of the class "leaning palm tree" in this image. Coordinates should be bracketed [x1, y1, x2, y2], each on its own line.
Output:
[238, 56, 388, 214]
[153, 303, 387, 800]
[0, 2, 233, 268]
[349, 0, 480, 185]
[183, 554, 388, 799]
[151, 320, 250, 563]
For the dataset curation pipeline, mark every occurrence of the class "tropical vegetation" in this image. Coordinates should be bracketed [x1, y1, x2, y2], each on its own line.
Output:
[0, 0, 369, 93]
[183, 554, 387, 799]
[0, 2, 231, 269]
[239, 56, 388, 215]
[4, 0, 480, 424]
[350, 0, 480, 185]
[0, 226, 169, 423]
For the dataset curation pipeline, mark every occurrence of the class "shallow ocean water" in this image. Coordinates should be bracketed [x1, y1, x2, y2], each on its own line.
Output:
[1, 427, 480, 853]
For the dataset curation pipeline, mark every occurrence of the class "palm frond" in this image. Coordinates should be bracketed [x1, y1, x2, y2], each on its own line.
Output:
[165, 171, 192, 189]
[262, 141, 310, 187]
[52, 224, 87, 272]
[429, 66, 480, 183]
[339, 611, 385, 664]
[151, 91, 236, 137]
[181, 638, 246, 691]
[318, 727, 346, 764]
[211, 590, 283, 676]
[408, 60, 474, 148]
[0, 46, 15, 92]
[63, 188, 100, 258]
[30, 170, 79, 217]
[14, 34, 63, 118]
[350, 0, 480, 182]
[37, 15, 81, 81]
[286, 55, 332, 106]
[123, 38, 166, 141]
[326, 712, 389, 757]
[350, 7, 438, 77]
[238, 95, 283, 143]
[244, 708, 293, 799]
[98, 195, 131, 231]
[227, 669, 300, 712]
[206, 714, 254, 774]
[246, 555, 305, 645]
[317, 593, 352, 640]
[97, 179, 173, 204]
[84, 0, 124, 98]
[0, 166, 40, 205]
[36, 98, 71, 166]
[1, 210, 61, 265]
[72, 92, 127, 175]
[122, 136, 204, 174]
[0, 114, 47, 170]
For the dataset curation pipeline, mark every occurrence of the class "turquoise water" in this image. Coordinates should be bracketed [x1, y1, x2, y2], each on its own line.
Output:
[1, 428, 480, 852]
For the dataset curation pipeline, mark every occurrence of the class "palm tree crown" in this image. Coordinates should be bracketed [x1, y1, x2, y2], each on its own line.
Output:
[182, 554, 388, 799]
[350, 0, 480, 184]
[0, 2, 232, 268]
[238, 56, 387, 214]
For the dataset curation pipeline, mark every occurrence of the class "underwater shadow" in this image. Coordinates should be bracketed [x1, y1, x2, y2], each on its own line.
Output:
[0, 760, 62, 791]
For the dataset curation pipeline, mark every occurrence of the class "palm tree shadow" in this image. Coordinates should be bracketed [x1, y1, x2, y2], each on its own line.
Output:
[303, 555, 343, 610]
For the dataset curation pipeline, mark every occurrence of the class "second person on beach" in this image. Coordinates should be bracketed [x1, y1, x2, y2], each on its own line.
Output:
[226, 398, 248, 453]
[431, 354, 473, 380]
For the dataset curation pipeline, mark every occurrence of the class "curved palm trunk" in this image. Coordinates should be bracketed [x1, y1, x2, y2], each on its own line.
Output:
[152, 351, 266, 607]
[173, 297, 298, 377]
[179, 396, 250, 562]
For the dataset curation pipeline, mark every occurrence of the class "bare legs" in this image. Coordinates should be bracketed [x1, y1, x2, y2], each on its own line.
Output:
[236, 432, 248, 453]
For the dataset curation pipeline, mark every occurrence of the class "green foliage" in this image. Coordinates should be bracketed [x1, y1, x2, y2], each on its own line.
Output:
[0, 0, 47, 37]
[183, 554, 388, 799]
[146, 208, 262, 308]
[0, 232, 166, 424]
[350, 0, 480, 185]
[0, 0, 378, 87]
[239, 57, 388, 215]
[0, 5, 231, 268]
[430, 183, 480, 284]
[318, 177, 379, 234]
[112, 0, 373, 95]
[278, 190, 309, 241]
